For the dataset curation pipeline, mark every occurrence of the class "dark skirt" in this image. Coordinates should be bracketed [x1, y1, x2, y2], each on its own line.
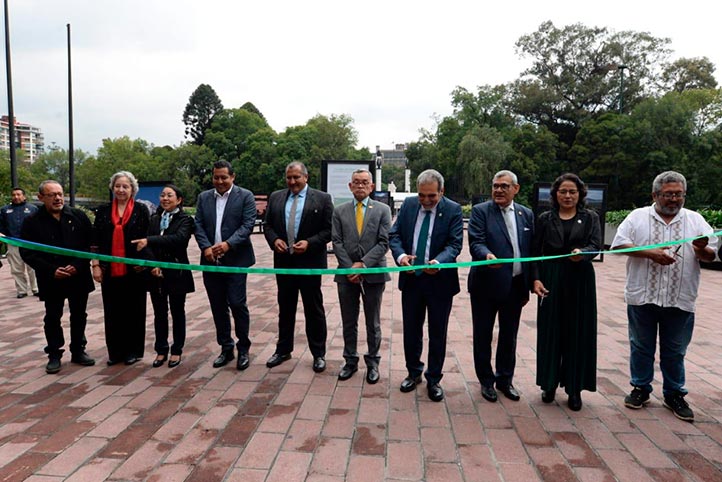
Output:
[536, 260, 597, 394]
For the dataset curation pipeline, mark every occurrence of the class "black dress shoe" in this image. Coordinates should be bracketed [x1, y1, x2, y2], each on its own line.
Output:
[541, 389, 556, 403]
[498, 384, 521, 401]
[568, 392, 582, 411]
[313, 357, 326, 373]
[152, 355, 168, 368]
[400, 375, 422, 393]
[213, 351, 235, 368]
[124, 356, 139, 365]
[237, 353, 250, 371]
[338, 364, 358, 380]
[366, 366, 380, 384]
[17, 293, 27, 299]
[107, 359, 120, 366]
[46, 358, 61, 374]
[481, 385, 498, 402]
[71, 352, 96, 366]
[428, 383, 444, 402]
[266, 353, 291, 368]
[168, 355, 182, 368]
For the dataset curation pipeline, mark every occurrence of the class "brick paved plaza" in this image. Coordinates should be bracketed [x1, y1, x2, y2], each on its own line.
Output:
[1, 234, 721, 481]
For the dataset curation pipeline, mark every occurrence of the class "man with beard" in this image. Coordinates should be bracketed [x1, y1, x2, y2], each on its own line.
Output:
[612, 171, 717, 422]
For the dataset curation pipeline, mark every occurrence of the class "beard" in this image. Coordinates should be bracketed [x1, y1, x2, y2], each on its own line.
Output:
[656, 202, 682, 217]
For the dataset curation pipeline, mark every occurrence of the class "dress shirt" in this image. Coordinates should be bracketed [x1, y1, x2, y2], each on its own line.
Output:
[214, 189, 231, 244]
[285, 185, 308, 240]
[397, 204, 438, 264]
[612, 205, 717, 313]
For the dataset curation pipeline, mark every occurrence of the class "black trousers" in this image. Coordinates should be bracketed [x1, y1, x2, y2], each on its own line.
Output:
[43, 290, 89, 359]
[150, 291, 187, 356]
[101, 275, 147, 362]
[401, 274, 453, 385]
[471, 275, 526, 388]
[202, 272, 251, 354]
[275, 274, 327, 358]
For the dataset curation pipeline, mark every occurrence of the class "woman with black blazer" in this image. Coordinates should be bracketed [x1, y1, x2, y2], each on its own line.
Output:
[532, 173, 601, 411]
[91, 171, 151, 366]
[132, 185, 195, 368]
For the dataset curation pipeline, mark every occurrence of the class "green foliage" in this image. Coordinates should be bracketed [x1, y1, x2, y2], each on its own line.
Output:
[661, 57, 718, 93]
[604, 210, 632, 226]
[606, 209, 722, 228]
[183, 84, 224, 145]
[204, 108, 270, 162]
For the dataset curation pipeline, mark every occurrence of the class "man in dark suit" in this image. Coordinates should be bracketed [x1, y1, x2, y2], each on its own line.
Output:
[194, 160, 257, 370]
[468, 170, 535, 403]
[389, 169, 463, 402]
[332, 169, 391, 384]
[20, 180, 96, 374]
[263, 161, 334, 373]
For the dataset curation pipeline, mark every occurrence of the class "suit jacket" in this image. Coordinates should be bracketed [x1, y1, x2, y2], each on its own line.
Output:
[194, 185, 256, 267]
[389, 196, 463, 297]
[20, 205, 95, 298]
[263, 187, 333, 269]
[532, 208, 601, 264]
[332, 198, 391, 284]
[467, 200, 534, 300]
[146, 209, 195, 294]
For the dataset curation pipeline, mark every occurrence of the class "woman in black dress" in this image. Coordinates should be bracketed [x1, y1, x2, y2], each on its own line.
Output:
[532, 173, 601, 411]
[92, 171, 151, 365]
[132, 185, 195, 368]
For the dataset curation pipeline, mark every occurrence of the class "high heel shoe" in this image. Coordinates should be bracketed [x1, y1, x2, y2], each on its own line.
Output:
[168, 355, 182, 368]
[152, 354, 168, 368]
[568, 392, 582, 411]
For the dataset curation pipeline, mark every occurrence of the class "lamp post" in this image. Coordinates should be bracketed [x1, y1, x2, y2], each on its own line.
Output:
[3, 0, 17, 187]
[617, 64, 628, 113]
[375, 145, 383, 189]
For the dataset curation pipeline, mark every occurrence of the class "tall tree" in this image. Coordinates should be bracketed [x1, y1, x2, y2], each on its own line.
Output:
[182, 84, 224, 145]
[511, 21, 671, 146]
[661, 57, 718, 93]
[240, 101, 267, 122]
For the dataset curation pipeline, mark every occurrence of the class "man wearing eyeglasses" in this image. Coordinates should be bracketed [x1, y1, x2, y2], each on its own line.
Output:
[467, 170, 535, 403]
[20, 181, 96, 374]
[612, 171, 717, 422]
[332, 169, 391, 384]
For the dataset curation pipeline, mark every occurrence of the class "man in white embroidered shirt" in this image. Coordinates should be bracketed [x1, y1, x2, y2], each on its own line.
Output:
[612, 171, 717, 422]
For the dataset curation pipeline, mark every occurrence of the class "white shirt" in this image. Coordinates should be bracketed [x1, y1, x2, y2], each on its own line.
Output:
[502, 202, 522, 276]
[611, 205, 717, 313]
[214, 189, 231, 245]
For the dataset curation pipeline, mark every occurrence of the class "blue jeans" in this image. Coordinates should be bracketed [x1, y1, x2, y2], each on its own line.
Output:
[627, 304, 694, 396]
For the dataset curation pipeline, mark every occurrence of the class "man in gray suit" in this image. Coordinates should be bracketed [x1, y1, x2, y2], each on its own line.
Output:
[195, 160, 257, 370]
[332, 169, 391, 384]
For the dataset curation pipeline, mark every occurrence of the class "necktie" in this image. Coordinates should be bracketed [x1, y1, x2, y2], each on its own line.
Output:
[287, 194, 298, 254]
[414, 210, 431, 275]
[503, 206, 521, 276]
[355, 202, 364, 235]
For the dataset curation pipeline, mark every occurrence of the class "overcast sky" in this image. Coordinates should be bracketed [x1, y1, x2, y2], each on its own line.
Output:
[3, 0, 721, 154]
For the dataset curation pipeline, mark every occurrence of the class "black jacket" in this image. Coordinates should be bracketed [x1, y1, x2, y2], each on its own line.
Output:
[92, 202, 152, 277]
[20, 205, 95, 298]
[146, 209, 195, 294]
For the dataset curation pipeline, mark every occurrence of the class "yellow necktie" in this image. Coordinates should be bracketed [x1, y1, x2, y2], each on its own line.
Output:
[355, 202, 364, 234]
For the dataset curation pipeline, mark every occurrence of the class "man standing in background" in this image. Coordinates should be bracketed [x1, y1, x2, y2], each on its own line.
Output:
[1, 187, 38, 298]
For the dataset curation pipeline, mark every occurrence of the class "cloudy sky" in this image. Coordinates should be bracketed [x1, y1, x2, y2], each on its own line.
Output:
[3, 0, 721, 154]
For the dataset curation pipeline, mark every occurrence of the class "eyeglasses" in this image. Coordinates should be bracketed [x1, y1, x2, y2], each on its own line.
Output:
[492, 183, 512, 191]
[657, 192, 686, 200]
[557, 189, 578, 196]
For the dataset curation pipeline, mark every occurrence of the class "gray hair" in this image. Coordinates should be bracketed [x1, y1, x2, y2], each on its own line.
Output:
[493, 170, 518, 185]
[416, 169, 444, 191]
[286, 161, 308, 176]
[38, 180, 63, 195]
[351, 168, 372, 180]
[109, 171, 139, 197]
[652, 171, 686, 193]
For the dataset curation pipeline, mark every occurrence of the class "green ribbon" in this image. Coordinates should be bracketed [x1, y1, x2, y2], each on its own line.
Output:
[2, 231, 719, 276]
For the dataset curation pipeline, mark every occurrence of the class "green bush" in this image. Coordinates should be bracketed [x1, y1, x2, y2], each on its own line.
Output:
[606, 209, 722, 227]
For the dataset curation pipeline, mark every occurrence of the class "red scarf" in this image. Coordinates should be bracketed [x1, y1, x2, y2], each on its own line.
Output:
[110, 197, 134, 277]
